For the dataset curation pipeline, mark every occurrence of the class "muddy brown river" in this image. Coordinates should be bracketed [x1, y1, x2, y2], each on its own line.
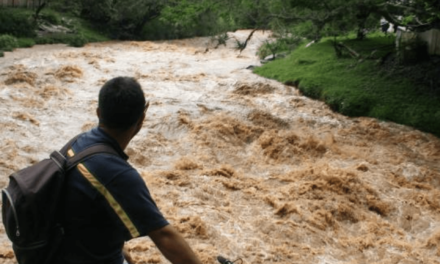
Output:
[0, 30, 439, 264]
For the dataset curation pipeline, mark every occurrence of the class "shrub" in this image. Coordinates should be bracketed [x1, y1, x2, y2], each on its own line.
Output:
[140, 18, 177, 40]
[68, 34, 87, 47]
[40, 10, 61, 25]
[0, 9, 36, 37]
[0, 35, 18, 51]
[35, 33, 87, 47]
[49, 0, 81, 16]
[212, 32, 229, 48]
[35, 36, 56, 45]
[17, 38, 35, 48]
[257, 40, 279, 59]
[257, 37, 301, 59]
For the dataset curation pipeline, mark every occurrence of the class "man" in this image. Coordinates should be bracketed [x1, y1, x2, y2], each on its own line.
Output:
[54, 77, 203, 264]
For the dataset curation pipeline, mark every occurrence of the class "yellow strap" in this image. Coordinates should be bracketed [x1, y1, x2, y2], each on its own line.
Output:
[67, 153, 140, 238]
[77, 163, 140, 238]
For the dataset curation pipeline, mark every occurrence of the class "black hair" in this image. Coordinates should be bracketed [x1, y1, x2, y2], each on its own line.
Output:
[98, 77, 146, 130]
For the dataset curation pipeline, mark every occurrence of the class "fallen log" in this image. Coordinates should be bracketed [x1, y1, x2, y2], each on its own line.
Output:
[337, 42, 361, 58]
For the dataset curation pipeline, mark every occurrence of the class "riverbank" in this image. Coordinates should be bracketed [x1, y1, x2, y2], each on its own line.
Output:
[254, 34, 440, 138]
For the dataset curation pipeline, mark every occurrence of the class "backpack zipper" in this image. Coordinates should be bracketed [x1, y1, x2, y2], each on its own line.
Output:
[2, 189, 20, 237]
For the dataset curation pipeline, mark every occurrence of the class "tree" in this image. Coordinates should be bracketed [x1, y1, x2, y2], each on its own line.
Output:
[379, 0, 440, 31]
[34, 0, 50, 20]
[78, 0, 169, 39]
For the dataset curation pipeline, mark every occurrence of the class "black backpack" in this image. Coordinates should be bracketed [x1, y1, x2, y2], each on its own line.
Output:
[1, 134, 119, 264]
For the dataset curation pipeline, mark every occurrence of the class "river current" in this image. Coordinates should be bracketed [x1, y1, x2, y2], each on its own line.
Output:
[0, 30, 439, 264]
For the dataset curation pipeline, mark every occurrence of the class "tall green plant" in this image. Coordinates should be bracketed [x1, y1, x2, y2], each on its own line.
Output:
[0, 9, 36, 37]
[160, 0, 234, 37]
[0, 35, 18, 51]
[78, 0, 167, 39]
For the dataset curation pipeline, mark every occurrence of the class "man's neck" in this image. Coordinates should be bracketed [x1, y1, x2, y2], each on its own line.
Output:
[99, 125, 132, 150]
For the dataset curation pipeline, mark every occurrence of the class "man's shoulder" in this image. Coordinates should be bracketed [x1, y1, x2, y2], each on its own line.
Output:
[83, 153, 137, 179]
[71, 128, 128, 160]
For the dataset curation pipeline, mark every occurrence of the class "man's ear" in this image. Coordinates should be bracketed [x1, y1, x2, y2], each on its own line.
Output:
[137, 112, 146, 127]
[132, 112, 146, 137]
[97, 108, 101, 118]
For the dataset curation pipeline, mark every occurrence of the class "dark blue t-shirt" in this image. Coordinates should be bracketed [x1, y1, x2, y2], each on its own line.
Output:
[55, 128, 169, 264]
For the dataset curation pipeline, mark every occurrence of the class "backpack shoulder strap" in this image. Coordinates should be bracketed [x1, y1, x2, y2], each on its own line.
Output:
[59, 134, 83, 155]
[65, 144, 120, 171]
[49, 134, 83, 172]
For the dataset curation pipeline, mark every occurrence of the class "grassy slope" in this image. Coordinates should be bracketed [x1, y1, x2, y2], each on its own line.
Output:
[254, 34, 440, 138]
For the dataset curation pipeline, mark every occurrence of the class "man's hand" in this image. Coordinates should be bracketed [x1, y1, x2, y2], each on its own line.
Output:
[148, 224, 203, 264]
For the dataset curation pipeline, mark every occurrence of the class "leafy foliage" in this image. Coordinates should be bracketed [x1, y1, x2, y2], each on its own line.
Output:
[0, 34, 19, 51]
[258, 35, 302, 59]
[16, 38, 36, 48]
[0, 8, 36, 37]
[384, 0, 440, 29]
[40, 9, 62, 25]
[35, 33, 86, 47]
[77, 0, 165, 39]
[212, 32, 229, 48]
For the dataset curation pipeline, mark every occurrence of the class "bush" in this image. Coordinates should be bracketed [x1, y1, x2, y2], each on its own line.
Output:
[49, 0, 81, 16]
[68, 34, 87, 47]
[140, 18, 178, 40]
[257, 41, 280, 59]
[35, 33, 87, 47]
[35, 36, 56, 45]
[212, 32, 229, 48]
[0, 34, 18, 51]
[0, 9, 36, 37]
[17, 38, 35, 48]
[257, 37, 301, 59]
[40, 10, 62, 25]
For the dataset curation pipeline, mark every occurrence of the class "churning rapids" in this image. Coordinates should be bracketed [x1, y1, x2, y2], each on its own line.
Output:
[0, 30, 439, 264]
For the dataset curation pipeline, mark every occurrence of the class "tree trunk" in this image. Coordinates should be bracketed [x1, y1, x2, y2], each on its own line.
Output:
[34, 0, 46, 21]
[356, 4, 371, 40]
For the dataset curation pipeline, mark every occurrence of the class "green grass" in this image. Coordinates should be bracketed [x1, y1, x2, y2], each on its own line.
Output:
[254, 34, 440, 138]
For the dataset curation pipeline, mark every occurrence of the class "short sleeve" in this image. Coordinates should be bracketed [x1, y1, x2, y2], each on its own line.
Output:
[88, 156, 169, 239]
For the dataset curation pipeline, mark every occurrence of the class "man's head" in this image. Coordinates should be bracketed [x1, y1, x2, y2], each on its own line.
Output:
[98, 77, 146, 131]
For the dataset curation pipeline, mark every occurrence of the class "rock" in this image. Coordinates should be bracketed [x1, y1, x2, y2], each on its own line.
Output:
[306, 40, 315, 48]
[260, 52, 289, 64]
[263, 54, 276, 61]
[38, 24, 75, 34]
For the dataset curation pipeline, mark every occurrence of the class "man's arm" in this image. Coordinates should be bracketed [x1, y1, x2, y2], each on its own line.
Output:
[148, 224, 203, 264]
